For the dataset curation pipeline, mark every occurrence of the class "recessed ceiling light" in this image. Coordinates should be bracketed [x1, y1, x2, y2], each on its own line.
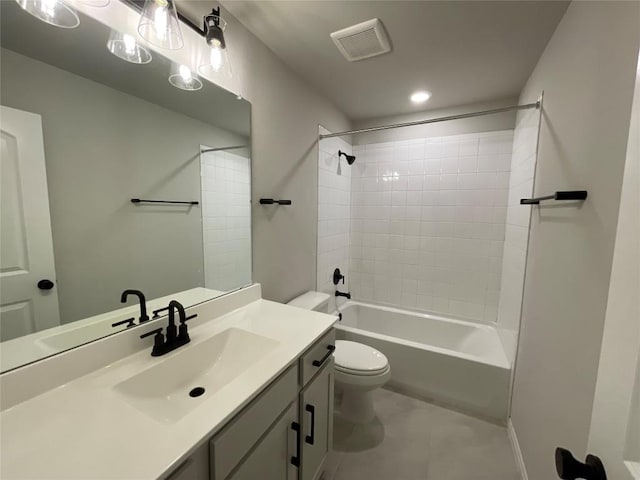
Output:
[410, 91, 431, 104]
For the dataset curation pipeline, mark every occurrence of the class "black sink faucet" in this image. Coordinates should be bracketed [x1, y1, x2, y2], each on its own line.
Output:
[121, 289, 150, 324]
[167, 300, 187, 343]
[139, 300, 196, 357]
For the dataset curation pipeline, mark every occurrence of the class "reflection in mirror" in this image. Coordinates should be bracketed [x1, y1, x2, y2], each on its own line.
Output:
[0, 2, 252, 372]
[200, 145, 252, 291]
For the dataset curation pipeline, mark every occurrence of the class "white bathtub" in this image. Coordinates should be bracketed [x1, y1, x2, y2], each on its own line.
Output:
[334, 301, 511, 421]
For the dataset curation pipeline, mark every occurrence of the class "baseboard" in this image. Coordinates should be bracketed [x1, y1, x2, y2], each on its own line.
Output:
[507, 418, 528, 480]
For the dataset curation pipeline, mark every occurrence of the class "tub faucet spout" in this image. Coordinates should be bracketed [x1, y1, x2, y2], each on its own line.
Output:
[335, 290, 351, 300]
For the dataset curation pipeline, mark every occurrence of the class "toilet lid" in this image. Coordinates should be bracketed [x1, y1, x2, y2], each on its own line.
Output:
[334, 340, 388, 374]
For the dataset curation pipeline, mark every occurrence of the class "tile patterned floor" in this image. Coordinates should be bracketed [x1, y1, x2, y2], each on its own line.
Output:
[326, 388, 521, 480]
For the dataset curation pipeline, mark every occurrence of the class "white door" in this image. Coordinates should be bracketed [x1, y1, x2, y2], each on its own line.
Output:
[577, 57, 640, 480]
[0, 105, 60, 341]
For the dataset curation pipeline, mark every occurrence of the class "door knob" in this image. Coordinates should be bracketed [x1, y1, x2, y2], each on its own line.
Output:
[556, 447, 606, 480]
[37, 279, 55, 290]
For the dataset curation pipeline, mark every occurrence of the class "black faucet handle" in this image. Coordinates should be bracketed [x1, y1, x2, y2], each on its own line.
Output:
[152, 306, 169, 318]
[140, 328, 165, 356]
[177, 315, 196, 342]
[140, 328, 163, 339]
[112, 317, 136, 328]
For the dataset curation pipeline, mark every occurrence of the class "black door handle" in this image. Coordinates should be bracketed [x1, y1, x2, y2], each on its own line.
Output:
[290, 422, 301, 467]
[305, 404, 316, 445]
[556, 447, 607, 480]
[37, 279, 54, 290]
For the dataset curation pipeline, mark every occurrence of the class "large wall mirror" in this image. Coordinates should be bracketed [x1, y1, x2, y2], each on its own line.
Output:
[0, 1, 252, 372]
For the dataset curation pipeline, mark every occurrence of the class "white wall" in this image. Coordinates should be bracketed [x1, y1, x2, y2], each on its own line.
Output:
[509, 3, 640, 480]
[587, 53, 640, 480]
[201, 149, 252, 292]
[220, 7, 352, 303]
[349, 131, 513, 322]
[0, 49, 246, 323]
[496, 106, 540, 362]
[317, 127, 352, 311]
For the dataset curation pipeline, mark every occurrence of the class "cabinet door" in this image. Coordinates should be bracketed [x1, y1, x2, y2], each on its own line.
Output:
[166, 444, 209, 480]
[227, 401, 299, 480]
[301, 362, 334, 480]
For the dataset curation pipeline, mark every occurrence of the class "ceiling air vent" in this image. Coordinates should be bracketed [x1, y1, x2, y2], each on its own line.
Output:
[330, 18, 391, 62]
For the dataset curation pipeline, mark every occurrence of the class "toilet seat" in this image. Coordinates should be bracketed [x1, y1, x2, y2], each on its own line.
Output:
[334, 340, 389, 375]
[335, 364, 390, 376]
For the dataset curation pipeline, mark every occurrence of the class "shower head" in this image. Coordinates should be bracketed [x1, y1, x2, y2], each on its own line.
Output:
[338, 150, 356, 165]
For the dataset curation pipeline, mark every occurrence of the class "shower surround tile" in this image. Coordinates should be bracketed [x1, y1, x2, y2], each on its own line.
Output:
[349, 131, 514, 323]
[318, 126, 352, 311]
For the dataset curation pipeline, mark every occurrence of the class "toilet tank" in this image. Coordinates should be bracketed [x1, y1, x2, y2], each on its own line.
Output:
[287, 291, 330, 313]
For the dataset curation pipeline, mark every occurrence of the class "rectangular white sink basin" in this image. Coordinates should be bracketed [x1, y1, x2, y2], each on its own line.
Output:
[114, 328, 279, 423]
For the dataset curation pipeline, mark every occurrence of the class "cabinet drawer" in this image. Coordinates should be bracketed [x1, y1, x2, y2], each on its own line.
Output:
[211, 365, 298, 480]
[299, 329, 335, 387]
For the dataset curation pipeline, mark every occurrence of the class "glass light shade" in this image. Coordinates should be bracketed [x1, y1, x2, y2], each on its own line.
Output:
[198, 15, 231, 78]
[137, 0, 183, 50]
[168, 64, 203, 91]
[198, 44, 232, 79]
[107, 30, 152, 64]
[15, 0, 80, 28]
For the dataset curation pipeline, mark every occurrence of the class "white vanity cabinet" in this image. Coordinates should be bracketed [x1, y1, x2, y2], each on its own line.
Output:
[166, 329, 335, 480]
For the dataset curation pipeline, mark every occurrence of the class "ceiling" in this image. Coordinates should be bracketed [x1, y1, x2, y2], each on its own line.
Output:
[179, 0, 569, 121]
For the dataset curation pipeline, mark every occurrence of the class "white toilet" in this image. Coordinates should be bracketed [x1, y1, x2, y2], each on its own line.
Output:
[287, 292, 390, 424]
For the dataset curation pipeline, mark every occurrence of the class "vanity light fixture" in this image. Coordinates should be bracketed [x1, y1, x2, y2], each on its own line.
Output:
[410, 90, 431, 104]
[198, 7, 232, 78]
[137, 0, 184, 50]
[107, 30, 152, 64]
[168, 64, 203, 91]
[15, 0, 80, 29]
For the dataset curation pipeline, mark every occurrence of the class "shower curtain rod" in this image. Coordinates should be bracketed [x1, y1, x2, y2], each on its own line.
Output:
[318, 101, 541, 139]
[200, 145, 248, 153]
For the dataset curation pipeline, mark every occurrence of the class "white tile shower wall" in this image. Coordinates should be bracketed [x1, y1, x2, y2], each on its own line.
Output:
[201, 149, 252, 292]
[496, 107, 540, 362]
[349, 131, 514, 323]
[317, 127, 352, 312]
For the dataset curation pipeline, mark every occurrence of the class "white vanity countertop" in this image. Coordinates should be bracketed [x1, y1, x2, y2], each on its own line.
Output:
[0, 299, 336, 479]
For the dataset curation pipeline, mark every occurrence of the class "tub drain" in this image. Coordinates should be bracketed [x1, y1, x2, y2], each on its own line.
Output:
[189, 387, 205, 398]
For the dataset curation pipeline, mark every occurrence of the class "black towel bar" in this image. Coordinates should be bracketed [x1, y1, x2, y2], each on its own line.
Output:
[131, 198, 199, 205]
[259, 198, 292, 205]
[520, 190, 587, 205]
